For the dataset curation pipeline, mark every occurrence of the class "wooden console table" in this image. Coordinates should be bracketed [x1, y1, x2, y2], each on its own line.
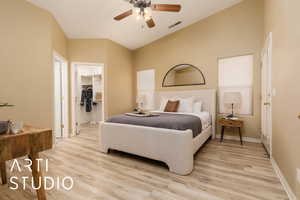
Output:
[0, 126, 52, 200]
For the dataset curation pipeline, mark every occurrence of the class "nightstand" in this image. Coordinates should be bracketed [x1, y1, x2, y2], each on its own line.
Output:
[219, 118, 244, 145]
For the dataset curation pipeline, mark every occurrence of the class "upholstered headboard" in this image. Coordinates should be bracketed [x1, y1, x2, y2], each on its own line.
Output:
[155, 89, 217, 138]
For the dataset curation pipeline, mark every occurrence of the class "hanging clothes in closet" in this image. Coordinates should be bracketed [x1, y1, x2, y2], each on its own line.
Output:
[80, 86, 93, 112]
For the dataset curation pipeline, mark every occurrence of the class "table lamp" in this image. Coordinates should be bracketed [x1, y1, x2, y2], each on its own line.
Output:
[136, 94, 146, 111]
[223, 92, 241, 118]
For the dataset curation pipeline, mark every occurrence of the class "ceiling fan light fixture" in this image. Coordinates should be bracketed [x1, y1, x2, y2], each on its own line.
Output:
[134, 7, 140, 14]
[116, 0, 182, 28]
[144, 7, 151, 14]
[144, 15, 151, 21]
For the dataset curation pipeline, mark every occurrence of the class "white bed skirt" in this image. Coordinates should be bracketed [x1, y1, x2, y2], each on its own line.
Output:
[99, 122, 212, 175]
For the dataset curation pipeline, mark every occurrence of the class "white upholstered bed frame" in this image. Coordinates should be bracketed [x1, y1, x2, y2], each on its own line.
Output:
[99, 89, 216, 175]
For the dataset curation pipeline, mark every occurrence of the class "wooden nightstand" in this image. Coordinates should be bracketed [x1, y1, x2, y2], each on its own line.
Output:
[219, 118, 244, 145]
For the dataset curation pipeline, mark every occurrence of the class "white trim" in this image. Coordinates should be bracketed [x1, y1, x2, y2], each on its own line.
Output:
[271, 157, 297, 200]
[53, 51, 67, 63]
[268, 32, 273, 156]
[215, 135, 261, 143]
[261, 32, 273, 156]
[53, 51, 69, 140]
[71, 62, 105, 137]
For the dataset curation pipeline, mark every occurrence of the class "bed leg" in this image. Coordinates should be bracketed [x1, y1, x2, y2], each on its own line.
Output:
[167, 158, 193, 176]
[100, 145, 109, 154]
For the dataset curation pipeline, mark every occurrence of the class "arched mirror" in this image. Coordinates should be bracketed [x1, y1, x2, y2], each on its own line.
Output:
[162, 64, 206, 87]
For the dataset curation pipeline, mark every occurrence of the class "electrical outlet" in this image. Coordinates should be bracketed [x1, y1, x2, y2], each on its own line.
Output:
[297, 168, 300, 184]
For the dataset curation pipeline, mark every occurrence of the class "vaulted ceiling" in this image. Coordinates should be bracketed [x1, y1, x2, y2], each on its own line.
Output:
[27, 0, 242, 49]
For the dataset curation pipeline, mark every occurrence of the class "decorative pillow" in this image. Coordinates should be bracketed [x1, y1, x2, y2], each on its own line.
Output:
[164, 100, 180, 112]
[193, 101, 203, 114]
[177, 97, 195, 113]
[159, 97, 178, 111]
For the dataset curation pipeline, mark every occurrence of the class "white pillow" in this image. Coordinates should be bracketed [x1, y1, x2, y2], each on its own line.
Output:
[193, 101, 203, 114]
[159, 98, 169, 111]
[177, 97, 195, 113]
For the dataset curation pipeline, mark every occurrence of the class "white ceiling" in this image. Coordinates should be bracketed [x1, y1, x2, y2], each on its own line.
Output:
[27, 0, 242, 50]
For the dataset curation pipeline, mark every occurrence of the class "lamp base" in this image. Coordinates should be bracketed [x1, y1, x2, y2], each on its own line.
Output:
[134, 108, 146, 115]
[226, 114, 234, 118]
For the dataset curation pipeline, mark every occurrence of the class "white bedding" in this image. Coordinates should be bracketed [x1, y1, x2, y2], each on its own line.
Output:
[152, 111, 212, 131]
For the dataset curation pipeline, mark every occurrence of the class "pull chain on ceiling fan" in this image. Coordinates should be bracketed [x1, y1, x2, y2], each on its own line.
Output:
[114, 0, 182, 28]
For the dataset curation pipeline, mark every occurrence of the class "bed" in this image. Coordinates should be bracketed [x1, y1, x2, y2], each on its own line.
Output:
[99, 89, 216, 175]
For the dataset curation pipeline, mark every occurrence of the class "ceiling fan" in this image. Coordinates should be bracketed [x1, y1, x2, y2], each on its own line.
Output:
[114, 0, 182, 28]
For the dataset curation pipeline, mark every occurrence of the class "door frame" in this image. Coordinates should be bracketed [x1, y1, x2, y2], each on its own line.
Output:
[71, 62, 105, 136]
[53, 51, 69, 139]
[261, 32, 273, 156]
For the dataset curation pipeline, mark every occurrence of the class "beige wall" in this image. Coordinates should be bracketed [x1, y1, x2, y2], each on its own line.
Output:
[52, 18, 68, 59]
[106, 40, 134, 116]
[2, 1, 299, 197]
[68, 39, 133, 127]
[67, 39, 107, 64]
[133, 0, 264, 139]
[0, 0, 67, 128]
[0, 0, 134, 132]
[265, 0, 300, 198]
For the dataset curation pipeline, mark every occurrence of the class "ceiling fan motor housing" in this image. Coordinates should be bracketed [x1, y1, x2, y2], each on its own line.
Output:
[132, 0, 151, 8]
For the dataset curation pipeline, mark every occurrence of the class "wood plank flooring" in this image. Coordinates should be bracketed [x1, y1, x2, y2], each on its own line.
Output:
[0, 125, 288, 200]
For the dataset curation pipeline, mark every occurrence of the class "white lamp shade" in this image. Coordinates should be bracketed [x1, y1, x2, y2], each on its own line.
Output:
[136, 94, 146, 104]
[223, 92, 242, 105]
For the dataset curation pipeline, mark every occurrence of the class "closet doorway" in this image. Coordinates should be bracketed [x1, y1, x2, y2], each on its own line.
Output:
[53, 52, 69, 140]
[71, 63, 104, 136]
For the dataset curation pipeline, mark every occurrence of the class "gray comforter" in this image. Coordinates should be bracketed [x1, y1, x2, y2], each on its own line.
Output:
[106, 113, 202, 138]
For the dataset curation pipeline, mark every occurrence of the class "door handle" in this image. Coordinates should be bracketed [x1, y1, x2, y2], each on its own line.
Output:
[264, 102, 271, 106]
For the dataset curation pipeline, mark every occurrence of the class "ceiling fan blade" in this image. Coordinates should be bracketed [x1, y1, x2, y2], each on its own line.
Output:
[151, 4, 181, 12]
[124, 0, 135, 4]
[114, 10, 133, 21]
[146, 18, 155, 28]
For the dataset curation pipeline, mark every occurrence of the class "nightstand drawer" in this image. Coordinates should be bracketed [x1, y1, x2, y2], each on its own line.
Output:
[219, 119, 243, 127]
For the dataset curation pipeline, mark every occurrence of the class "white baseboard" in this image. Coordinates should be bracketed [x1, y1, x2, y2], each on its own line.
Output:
[215, 135, 261, 143]
[271, 157, 297, 200]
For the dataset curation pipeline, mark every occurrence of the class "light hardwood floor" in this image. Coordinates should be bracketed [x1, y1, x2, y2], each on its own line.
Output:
[0, 125, 288, 200]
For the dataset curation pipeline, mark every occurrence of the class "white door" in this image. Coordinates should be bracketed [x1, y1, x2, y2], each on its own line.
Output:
[75, 68, 82, 135]
[54, 60, 63, 138]
[261, 32, 272, 155]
